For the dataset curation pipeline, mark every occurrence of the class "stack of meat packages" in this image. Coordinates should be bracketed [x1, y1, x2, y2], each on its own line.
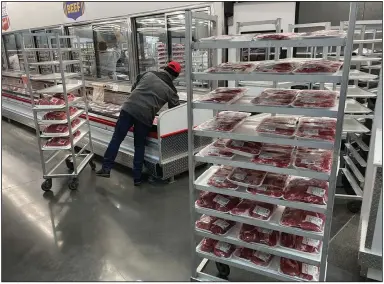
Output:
[37, 92, 77, 107]
[197, 111, 250, 132]
[156, 42, 167, 69]
[172, 43, 185, 76]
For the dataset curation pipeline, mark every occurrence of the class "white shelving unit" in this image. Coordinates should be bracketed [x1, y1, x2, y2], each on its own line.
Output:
[186, 4, 357, 282]
[22, 33, 95, 191]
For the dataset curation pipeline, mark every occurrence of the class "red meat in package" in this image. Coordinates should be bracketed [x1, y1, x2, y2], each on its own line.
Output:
[247, 173, 288, 198]
[209, 218, 235, 235]
[293, 59, 343, 74]
[207, 168, 238, 190]
[280, 232, 322, 254]
[235, 248, 273, 267]
[238, 224, 279, 246]
[45, 130, 81, 147]
[225, 140, 262, 156]
[43, 118, 81, 134]
[212, 138, 230, 148]
[38, 93, 76, 106]
[198, 111, 250, 132]
[230, 199, 256, 216]
[296, 117, 337, 141]
[252, 150, 293, 168]
[213, 241, 236, 258]
[230, 199, 275, 220]
[212, 194, 241, 212]
[280, 208, 325, 232]
[199, 87, 248, 104]
[251, 89, 298, 106]
[284, 177, 329, 205]
[207, 62, 257, 73]
[293, 149, 333, 173]
[199, 144, 234, 159]
[196, 191, 217, 209]
[292, 90, 337, 108]
[42, 107, 78, 121]
[254, 33, 298, 40]
[195, 214, 217, 231]
[200, 238, 218, 253]
[256, 116, 298, 137]
[280, 257, 319, 281]
[227, 167, 267, 188]
[254, 61, 300, 73]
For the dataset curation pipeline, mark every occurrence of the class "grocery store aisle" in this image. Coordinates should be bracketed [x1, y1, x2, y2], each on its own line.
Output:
[2, 119, 363, 281]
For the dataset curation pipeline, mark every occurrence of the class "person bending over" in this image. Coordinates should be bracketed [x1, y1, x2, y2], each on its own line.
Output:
[96, 61, 181, 185]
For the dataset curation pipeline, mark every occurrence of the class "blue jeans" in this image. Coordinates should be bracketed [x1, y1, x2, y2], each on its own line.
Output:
[102, 110, 151, 181]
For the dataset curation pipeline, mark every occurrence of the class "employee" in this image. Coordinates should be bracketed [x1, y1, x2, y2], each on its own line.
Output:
[98, 29, 122, 80]
[96, 61, 181, 185]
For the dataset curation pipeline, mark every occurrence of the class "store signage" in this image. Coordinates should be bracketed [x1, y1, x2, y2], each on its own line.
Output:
[2, 2, 10, 31]
[63, 1, 85, 21]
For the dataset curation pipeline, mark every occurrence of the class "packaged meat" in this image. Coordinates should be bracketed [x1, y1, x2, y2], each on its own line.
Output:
[226, 167, 267, 188]
[291, 90, 337, 108]
[53, 93, 76, 102]
[249, 202, 276, 220]
[212, 194, 241, 213]
[261, 143, 295, 153]
[213, 241, 236, 258]
[280, 232, 322, 254]
[247, 173, 288, 198]
[293, 59, 343, 74]
[252, 149, 293, 168]
[254, 33, 298, 40]
[200, 238, 218, 253]
[238, 224, 259, 243]
[209, 219, 235, 235]
[44, 130, 81, 147]
[280, 208, 325, 232]
[256, 116, 298, 138]
[238, 224, 279, 246]
[197, 111, 250, 132]
[199, 143, 234, 159]
[293, 149, 333, 173]
[206, 62, 257, 73]
[279, 257, 319, 281]
[207, 167, 238, 190]
[37, 93, 76, 106]
[224, 140, 262, 157]
[283, 176, 329, 205]
[196, 191, 217, 209]
[195, 215, 217, 232]
[296, 117, 337, 141]
[212, 138, 230, 148]
[234, 247, 254, 261]
[198, 87, 248, 105]
[254, 60, 300, 73]
[230, 199, 256, 217]
[251, 89, 298, 106]
[234, 248, 273, 267]
[42, 107, 78, 121]
[43, 118, 81, 134]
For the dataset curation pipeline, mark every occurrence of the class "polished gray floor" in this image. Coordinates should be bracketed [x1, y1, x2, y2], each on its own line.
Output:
[2, 119, 363, 281]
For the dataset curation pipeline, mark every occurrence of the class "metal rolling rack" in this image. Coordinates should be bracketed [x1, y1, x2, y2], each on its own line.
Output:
[22, 32, 95, 191]
[186, 3, 357, 281]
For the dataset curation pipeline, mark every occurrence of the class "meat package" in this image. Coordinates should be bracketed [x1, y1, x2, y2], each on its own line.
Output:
[254, 33, 298, 40]
[209, 219, 236, 235]
[37, 93, 76, 106]
[291, 90, 337, 108]
[254, 60, 301, 73]
[238, 224, 279, 246]
[195, 214, 217, 232]
[293, 148, 333, 173]
[212, 138, 230, 148]
[283, 176, 329, 205]
[279, 257, 319, 281]
[247, 173, 288, 198]
[252, 149, 294, 168]
[44, 130, 81, 147]
[293, 59, 343, 74]
[197, 111, 250, 132]
[43, 118, 82, 134]
[280, 232, 322, 254]
[251, 89, 298, 106]
[295, 117, 337, 141]
[256, 116, 298, 138]
[207, 167, 238, 190]
[213, 241, 236, 258]
[42, 107, 78, 121]
[280, 208, 326, 232]
[301, 30, 346, 38]
[199, 238, 218, 253]
[224, 140, 262, 157]
[234, 247, 273, 267]
[199, 143, 234, 159]
[226, 167, 267, 188]
[206, 62, 257, 73]
[200, 35, 235, 41]
[196, 192, 240, 213]
[230, 199, 276, 220]
[198, 87, 248, 104]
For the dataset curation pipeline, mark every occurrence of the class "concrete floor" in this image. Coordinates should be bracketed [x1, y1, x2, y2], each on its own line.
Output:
[2, 119, 364, 281]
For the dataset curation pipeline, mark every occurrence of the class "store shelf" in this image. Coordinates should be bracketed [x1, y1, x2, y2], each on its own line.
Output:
[195, 166, 327, 214]
[330, 55, 382, 62]
[39, 109, 84, 125]
[325, 84, 377, 98]
[340, 168, 363, 197]
[195, 223, 322, 265]
[343, 155, 365, 183]
[343, 117, 370, 133]
[41, 129, 89, 151]
[347, 70, 379, 81]
[353, 39, 382, 44]
[361, 65, 382, 70]
[195, 205, 324, 240]
[24, 47, 74, 52]
[30, 72, 80, 81]
[350, 133, 369, 151]
[345, 142, 367, 167]
[344, 99, 372, 114]
[35, 83, 82, 94]
[29, 60, 80, 66]
[33, 96, 82, 111]
[40, 119, 87, 138]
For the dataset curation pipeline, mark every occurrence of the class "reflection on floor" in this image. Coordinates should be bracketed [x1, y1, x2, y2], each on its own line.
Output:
[2, 119, 363, 281]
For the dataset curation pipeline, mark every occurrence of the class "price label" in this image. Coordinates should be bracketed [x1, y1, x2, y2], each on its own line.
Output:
[307, 186, 326, 197]
[252, 206, 271, 217]
[216, 242, 231, 253]
[300, 158, 316, 165]
[233, 172, 247, 181]
[303, 129, 319, 136]
[253, 251, 271, 262]
[264, 126, 276, 132]
[258, 153, 274, 159]
[232, 140, 244, 147]
[212, 176, 226, 183]
[302, 264, 319, 276]
[112, 84, 119, 92]
[200, 215, 213, 224]
[304, 215, 323, 227]
[258, 228, 273, 235]
[213, 195, 230, 206]
[302, 237, 320, 247]
[213, 219, 230, 229]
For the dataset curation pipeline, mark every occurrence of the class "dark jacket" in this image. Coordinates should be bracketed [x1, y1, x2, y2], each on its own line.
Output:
[122, 70, 180, 127]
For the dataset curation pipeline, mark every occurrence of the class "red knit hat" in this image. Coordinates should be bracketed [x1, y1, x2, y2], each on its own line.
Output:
[167, 61, 182, 74]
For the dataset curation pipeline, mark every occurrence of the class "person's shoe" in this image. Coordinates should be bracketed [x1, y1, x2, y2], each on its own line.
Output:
[134, 179, 142, 186]
[96, 168, 111, 178]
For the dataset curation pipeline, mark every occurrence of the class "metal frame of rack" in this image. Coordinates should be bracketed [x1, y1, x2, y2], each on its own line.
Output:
[22, 33, 95, 191]
[186, 3, 357, 281]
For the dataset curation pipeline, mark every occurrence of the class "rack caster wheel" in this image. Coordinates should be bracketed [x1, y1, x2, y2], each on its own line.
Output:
[41, 179, 52, 191]
[65, 157, 74, 171]
[347, 201, 362, 213]
[68, 178, 79, 190]
[89, 160, 96, 171]
[215, 262, 230, 279]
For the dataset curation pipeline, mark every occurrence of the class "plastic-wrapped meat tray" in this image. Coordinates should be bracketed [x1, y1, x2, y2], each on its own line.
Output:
[206, 62, 257, 73]
[44, 130, 81, 148]
[230, 199, 276, 221]
[280, 232, 322, 254]
[254, 60, 301, 73]
[37, 93, 76, 107]
[206, 167, 238, 190]
[283, 176, 329, 205]
[209, 219, 236, 235]
[197, 111, 250, 132]
[238, 224, 279, 247]
[42, 107, 78, 121]
[227, 167, 267, 188]
[261, 143, 296, 153]
[195, 192, 240, 213]
[293, 59, 343, 74]
[280, 208, 326, 232]
[213, 241, 236, 258]
[251, 89, 298, 106]
[256, 116, 298, 138]
[212, 138, 230, 148]
[199, 143, 234, 159]
[295, 117, 337, 141]
[198, 87, 248, 104]
[199, 238, 218, 253]
[291, 90, 337, 108]
[293, 148, 333, 173]
[195, 215, 217, 232]
[233, 247, 273, 267]
[43, 118, 81, 135]
[252, 149, 294, 168]
[279, 257, 319, 281]
[247, 173, 288, 198]
[254, 33, 298, 40]
[224, 140, 262, 157]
